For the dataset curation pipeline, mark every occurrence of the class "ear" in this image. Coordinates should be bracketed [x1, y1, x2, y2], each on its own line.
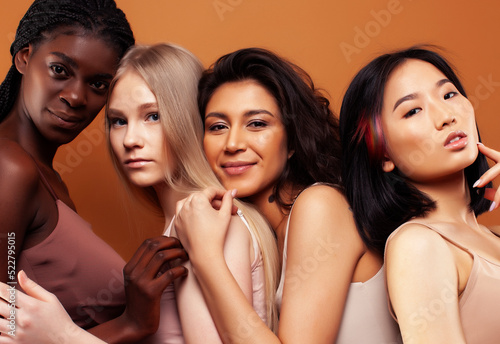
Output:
[14, 46, 32, 75]
[381, 155, 395, 173]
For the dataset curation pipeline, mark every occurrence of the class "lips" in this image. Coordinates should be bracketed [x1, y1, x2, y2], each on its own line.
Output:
[48, 109, 83, 129]
[222, 161, 256, 175]
[124, 158, 152, 168]
[444, 130, 468, 149]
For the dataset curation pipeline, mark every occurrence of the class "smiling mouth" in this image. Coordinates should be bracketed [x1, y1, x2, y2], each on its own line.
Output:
[222, 162, 256, 175]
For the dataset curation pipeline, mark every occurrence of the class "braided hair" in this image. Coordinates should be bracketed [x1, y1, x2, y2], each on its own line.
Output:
[0, 0, 135, 121]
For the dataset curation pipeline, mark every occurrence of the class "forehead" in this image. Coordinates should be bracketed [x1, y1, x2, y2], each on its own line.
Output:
[385, 59, 447, 94]
[32, 31, 119, 71]
[109, 70, 156, 108]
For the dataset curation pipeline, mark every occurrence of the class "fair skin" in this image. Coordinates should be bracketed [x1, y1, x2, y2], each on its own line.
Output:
[107, 69, 255, 343]
[175, 79, 382, 343]
[383, 59, 500, 343]
[0, 30, 185, 343]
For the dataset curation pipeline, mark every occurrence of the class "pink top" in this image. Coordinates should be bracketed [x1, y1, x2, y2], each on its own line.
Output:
[142, 210, 266, 343]
[387, 221, 500, 344]
[17, 168, 126, 329]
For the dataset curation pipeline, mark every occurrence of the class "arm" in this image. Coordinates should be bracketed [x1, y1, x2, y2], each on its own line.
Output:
[0, 271, 105, 344]
[0, 144, 40, 283]
[278, 185, 365, 343]
[385, 224, 466, 344]
[173, 213, 254, 344]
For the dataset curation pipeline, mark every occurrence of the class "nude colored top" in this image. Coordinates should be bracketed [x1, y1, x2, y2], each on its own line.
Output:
[276, 186, 402, 344]
[386, 220, 500, 344]
[143, 210, 266, 343]
[17, 166, 126, 329]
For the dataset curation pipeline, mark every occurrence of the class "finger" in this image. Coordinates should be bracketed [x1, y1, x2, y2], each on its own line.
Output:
[0, 317, 15, 339]
[175, 197, 188, 214]
[139, 244, 188, 281]
[0, 298, 11, 318]
[489, 188, 500, 212]
[478, 142, 500, 163]
[473, 162, 500, 188]
[17, 271, 54, 303]
[157, 266, 188, 287]
[125, 237, 184, 279]
[483, 188, 496, 202]
[202, 187, 228, 203]
[220, 190, 235, 217]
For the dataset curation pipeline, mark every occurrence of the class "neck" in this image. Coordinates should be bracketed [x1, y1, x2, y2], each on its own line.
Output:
[244, 183, 296, 236]
[411, 170, 478, 227]
[153, 182, 190, 226]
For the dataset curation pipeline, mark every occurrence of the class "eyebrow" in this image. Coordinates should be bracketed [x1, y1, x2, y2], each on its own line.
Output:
[205, 109, 275, 120]
[108, 102, 158, 115]
[50, 52, 114, 80]
[392, 78, 452, 112]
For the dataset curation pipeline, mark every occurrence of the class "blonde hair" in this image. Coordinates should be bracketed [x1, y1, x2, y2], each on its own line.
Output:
[105, 43, 279, 330]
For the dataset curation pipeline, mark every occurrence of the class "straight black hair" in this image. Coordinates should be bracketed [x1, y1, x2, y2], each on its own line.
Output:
[339, 46, 491, 255]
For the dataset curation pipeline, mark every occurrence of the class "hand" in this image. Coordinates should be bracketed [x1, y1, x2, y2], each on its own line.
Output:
[120, 236, 188, 337]
[174, 187, 236, 263]
[0, 271, 104, 344]
[474, 143, 500, 211]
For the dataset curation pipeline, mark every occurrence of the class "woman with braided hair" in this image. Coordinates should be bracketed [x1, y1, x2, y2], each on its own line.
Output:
[0, 1, 188, 342]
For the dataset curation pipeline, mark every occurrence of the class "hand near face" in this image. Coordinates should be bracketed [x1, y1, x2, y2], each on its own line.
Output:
[174, 187, 236, 263]
[473, 143, 500, 211]
[0, 271, 105, 344]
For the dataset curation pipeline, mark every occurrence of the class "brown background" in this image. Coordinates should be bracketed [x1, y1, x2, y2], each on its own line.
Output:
[1, 0, 499, 260]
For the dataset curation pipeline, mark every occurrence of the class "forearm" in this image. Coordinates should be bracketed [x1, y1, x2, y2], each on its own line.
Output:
[191, 255, 280, 344]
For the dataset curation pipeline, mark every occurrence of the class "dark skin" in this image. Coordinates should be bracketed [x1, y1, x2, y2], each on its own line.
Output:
[0, 29, 187, 343]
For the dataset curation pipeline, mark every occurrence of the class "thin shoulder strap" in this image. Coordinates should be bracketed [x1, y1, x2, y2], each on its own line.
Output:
[387, 220, 473, 254]
[32, 160, 58, 201]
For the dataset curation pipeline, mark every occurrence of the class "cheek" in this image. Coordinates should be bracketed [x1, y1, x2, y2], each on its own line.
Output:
[203, 137, 219, 166]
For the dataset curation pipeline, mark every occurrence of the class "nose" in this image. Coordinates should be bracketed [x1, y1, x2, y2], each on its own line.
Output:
[123, 123, 144, 149]
[432, 101, 456, 129]
[59, 79, 87, 108]
[224, 127, 246, 153]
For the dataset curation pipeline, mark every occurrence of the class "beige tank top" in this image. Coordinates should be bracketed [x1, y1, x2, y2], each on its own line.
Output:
[386, 221, 500, 344]
[275, 185, 402, 343]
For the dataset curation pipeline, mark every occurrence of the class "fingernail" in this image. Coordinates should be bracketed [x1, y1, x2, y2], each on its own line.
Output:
[473, 179, 481, 188]
[477, 142, 484, 146]
[489, 201, 497, 212]
[231, 189, 237, 197]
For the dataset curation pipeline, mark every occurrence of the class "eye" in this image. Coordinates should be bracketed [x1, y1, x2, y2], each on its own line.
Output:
[248, 120, 268, 128]
[91, 80, 109, 91]
[146, 113, 160, 122]
[207, 123, 228, 132]
[109, 117, 127, 127]
[444, 91, 458, 100]
[403, 108, 421, 118]
[50, 64, 68, 77]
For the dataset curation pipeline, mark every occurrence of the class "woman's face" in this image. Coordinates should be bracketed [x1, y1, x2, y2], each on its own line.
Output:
[380, 59, 478, 183]
[16, 32, 119, 144]
[107, 70, 172, 188]
[203, 80, 289, 201]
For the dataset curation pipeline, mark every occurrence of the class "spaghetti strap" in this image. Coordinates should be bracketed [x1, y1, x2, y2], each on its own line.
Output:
[32, 160, 59, 201]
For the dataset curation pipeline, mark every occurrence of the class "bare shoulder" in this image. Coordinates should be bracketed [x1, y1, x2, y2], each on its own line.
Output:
[293, 184, 350, 219]
[0, 140, 40, 196]
[289, 184, 364, 255]
[386, 222, 452, 262]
